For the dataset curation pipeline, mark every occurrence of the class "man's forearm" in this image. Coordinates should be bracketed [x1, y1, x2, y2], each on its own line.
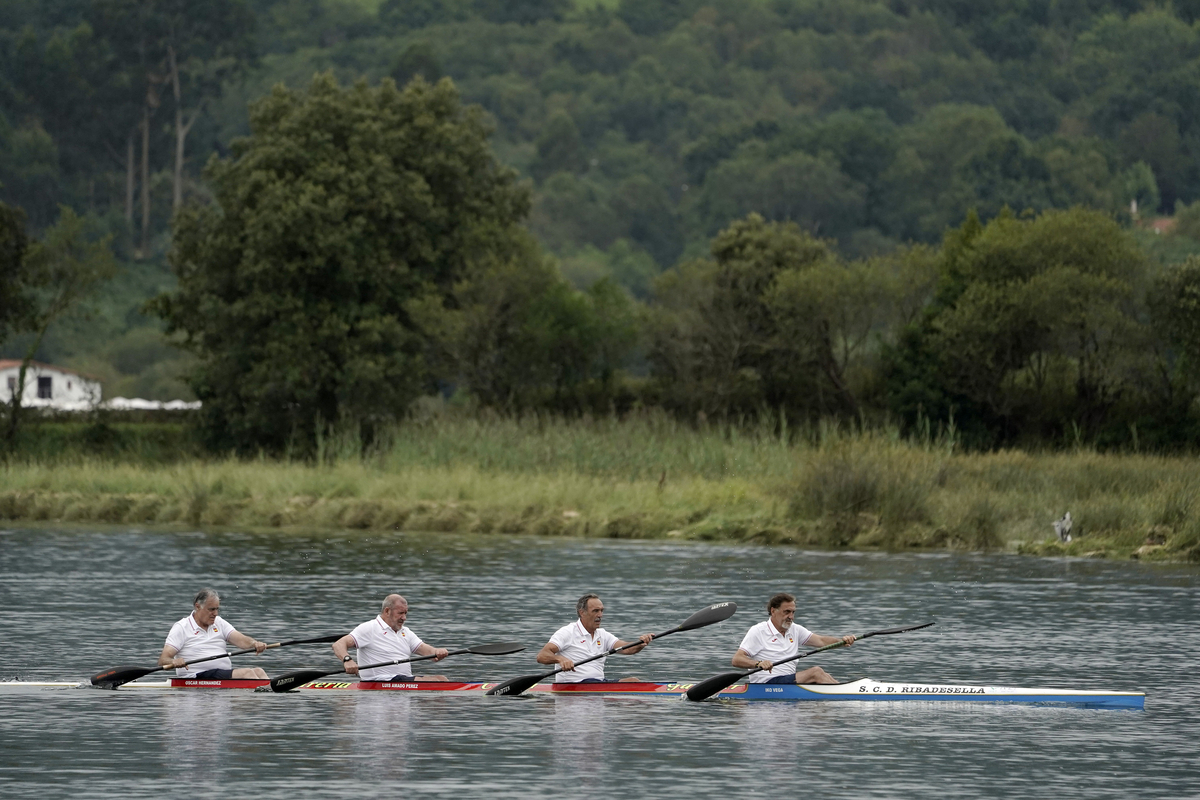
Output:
[807, 634, 850, 648]
[230, 632, 259, 650]
[732, 651, 760, 668]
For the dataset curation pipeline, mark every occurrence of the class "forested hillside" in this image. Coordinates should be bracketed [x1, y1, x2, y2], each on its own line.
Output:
[7, 0, 1200, 449]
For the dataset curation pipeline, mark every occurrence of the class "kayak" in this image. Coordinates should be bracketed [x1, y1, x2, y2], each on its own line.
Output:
[0, 677, 1144, 708]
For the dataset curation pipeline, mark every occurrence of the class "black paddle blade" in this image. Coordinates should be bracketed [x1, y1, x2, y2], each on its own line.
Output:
[270, 669, 334, 693]
[861, 622, 934, 638]
[467, 642, 525, 655]
[674, 601, 737, 632]
[90, 665, 158, 688]
[685, 670, 747, 702]
[486, 673, 543, 697]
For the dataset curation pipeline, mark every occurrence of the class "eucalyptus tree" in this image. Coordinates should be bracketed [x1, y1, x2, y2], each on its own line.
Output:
[86, 0, 255, 252]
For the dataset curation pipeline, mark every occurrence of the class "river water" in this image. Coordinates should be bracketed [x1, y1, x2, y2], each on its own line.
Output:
[0, 527, 1196, 798]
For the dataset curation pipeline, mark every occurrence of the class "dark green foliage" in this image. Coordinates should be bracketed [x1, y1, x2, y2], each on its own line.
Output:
[14, 0, 1200, 453]
[392, 40, 442, 86]
[883, 207, 1156, 446]
[646, 213, 857, 419]
[153, 74, 531, 454]
[3, 418, 198, 463]
[0, 199, 31, 341]
[472, 0, 571, 25]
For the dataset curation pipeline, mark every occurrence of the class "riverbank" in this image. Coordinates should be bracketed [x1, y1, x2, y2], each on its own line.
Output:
[2, 414, 1197, 562]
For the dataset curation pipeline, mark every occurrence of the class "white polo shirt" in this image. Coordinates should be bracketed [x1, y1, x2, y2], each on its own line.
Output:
[549, 620, 619, 683]
[737, 619, 815, 683]
[349, 616, 425, 681]
[165, 613, 239, 677]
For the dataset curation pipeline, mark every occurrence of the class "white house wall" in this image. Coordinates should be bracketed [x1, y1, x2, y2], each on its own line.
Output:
[0, 364, 102, 409]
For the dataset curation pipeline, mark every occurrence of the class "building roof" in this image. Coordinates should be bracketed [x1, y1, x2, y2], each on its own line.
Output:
[0, 360, 102, 382]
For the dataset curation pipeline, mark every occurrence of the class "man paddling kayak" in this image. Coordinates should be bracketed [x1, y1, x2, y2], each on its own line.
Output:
[732, 593, 856, 685]
[158, 589, 268, 679]
[536, 594, 654, 683]
[332, 594, 451, 682]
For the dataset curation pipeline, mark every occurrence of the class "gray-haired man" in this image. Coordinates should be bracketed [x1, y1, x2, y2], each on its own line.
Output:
[535, 594, 654, 683]
[159, 588, 268, 679]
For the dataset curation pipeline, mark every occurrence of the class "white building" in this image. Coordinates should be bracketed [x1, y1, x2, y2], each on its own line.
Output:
[0, 360, 102, 410]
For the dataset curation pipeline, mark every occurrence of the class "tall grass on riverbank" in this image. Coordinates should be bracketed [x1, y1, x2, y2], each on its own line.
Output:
[1, 412, 1197, 562]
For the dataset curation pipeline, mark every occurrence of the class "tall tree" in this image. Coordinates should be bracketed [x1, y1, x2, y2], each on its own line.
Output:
[152, 74, 531, 454]
[159, 0, 256, 212]
[87, 0, 168, 254]
[646, 213, 848, 418]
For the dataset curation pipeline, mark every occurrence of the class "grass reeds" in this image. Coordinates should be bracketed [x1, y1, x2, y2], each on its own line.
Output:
[1, 410, 1197, 562]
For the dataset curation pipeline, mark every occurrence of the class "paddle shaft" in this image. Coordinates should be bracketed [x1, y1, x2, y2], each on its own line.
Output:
[162, 634, 341, 671]
[90, 634, 342, 687]
[757, 622, 935, 675]
[266, 650, 459, 693]
[509, 622, 676, 686]
[487, 602, 737, 697]
[268, 642, 527, 692]
[685, 622, 933, 702]
[353, 646, 467, 674]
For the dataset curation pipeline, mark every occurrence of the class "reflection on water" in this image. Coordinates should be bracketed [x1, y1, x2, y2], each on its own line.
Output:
[0, 528, 1197, 798]
[552, 698, 609, 779]
[161, 693, 234, 774]
[736, 703, 802, 768]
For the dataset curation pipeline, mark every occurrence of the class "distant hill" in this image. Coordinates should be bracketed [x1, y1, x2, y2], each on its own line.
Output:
[7, 0, 1200, 399]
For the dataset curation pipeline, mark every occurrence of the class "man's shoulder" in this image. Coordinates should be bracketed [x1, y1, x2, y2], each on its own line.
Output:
[350, 617, 380, 637]
[550, 621, 576, 638]
[744, 620, 771, 635]
[165, 615, 191, 639]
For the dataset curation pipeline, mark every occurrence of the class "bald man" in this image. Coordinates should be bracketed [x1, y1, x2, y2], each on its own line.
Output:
[332, 595, 450, 682]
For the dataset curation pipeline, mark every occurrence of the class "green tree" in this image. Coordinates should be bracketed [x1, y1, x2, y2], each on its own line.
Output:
[531, 110, 586, 183]
[692, 144, 867, 243]
[3, 205, 118, 444]
[885, 207, 1150, 444]
[0, 198, 31, 344]
[391, 41, 442, 87]
[153, 74, 531, 454]
[414, 248, 638, 412]
[1150, 256, 1200, 392]
[645, 213, 849, 418]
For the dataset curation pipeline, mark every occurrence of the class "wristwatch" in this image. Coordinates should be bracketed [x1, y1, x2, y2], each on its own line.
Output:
[342, 655, 353, 662]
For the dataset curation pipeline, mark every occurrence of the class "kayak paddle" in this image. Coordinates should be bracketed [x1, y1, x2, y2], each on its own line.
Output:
[685, 621, 934, 701]
[90, 634, 344, 689]
[487, 601, 738, 697]
[269, 641, 527, 692]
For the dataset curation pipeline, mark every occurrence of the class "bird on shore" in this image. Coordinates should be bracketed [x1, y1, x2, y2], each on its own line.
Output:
[1052, 511, 1072, 543]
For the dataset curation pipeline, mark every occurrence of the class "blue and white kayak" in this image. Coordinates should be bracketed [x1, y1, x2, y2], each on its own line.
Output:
[710, 678, 1144, 708]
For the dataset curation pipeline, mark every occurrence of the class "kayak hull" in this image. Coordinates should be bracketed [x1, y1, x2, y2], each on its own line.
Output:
[0, 677, 1144, 708]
